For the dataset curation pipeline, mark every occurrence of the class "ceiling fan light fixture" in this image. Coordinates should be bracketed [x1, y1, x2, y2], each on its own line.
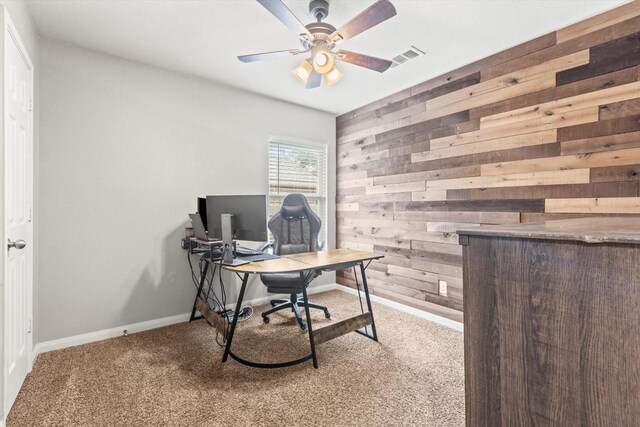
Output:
[326, 65, 343, 86]
[315, 52, 328, 66]
[312, 48, 334, 74]
[292, 60, 313, 84]
[240, 0, 398, 88]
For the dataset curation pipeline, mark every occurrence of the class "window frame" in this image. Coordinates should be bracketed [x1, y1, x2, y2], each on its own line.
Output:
[267, 135, 329, 245]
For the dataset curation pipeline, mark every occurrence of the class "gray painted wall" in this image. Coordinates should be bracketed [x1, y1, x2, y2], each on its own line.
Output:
[38, 39, 336, 343]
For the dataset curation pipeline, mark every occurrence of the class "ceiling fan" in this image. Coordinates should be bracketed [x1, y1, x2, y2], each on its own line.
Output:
[238, 0, 397, 88]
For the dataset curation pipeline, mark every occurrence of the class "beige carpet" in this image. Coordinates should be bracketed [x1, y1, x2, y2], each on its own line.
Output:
[8, 290, 464, 426]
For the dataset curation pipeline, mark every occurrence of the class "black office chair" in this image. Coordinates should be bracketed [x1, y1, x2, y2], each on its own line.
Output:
[260, 193, 330, 331]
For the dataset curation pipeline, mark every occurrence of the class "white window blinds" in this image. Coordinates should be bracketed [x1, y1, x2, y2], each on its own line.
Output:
[268, 140, 328, 243]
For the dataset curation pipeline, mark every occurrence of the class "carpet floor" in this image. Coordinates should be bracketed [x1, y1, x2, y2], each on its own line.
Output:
[7, 290, 464, 426]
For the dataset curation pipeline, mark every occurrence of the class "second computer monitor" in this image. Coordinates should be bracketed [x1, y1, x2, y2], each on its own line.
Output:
[206, 195, 268, 242]
[197, 197, 208, 231]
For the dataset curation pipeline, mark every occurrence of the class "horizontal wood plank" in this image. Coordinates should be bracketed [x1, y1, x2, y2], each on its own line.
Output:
[366, 180, 425, 195]
[195, 298, 226, 336]
[590, 164, 640, 182]
[394, 210, 521, 224]
[427, 168, 590, 191]
[412, 130, 557, 163]
[600, 97, 640, 120]
[312, 313, 373, 345]
[447, 182, 639, 201]
[546, 197, 640, 213]
[560, 130, 640, 155]
[558, 114, 640, 141]
[480, 147, 640, 176]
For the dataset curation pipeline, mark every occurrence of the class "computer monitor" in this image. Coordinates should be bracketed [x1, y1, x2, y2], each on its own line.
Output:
[206, 195, 268, 242]
[197, 197, 208, 231]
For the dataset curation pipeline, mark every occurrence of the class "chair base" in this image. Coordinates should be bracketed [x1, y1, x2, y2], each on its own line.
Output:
[262, 293, 330, 331]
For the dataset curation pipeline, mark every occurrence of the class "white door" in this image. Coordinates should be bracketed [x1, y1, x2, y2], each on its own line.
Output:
[3, 12, 33, 415]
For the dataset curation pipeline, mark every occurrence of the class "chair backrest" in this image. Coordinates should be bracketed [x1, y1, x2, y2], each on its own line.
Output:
[268, 194, 321, 256]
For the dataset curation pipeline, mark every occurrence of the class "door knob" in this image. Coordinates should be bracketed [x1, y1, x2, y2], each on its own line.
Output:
[7, 239, 26, 251]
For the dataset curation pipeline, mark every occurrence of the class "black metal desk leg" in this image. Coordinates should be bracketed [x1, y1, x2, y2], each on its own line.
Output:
[190, 261, 209, 322]
[300, 272, 318, 369]
[359, 261, 378, 341]
[222, 273, 249, 363]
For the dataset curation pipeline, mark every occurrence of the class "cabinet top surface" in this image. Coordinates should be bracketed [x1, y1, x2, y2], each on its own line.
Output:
[457, 217, 640, 245]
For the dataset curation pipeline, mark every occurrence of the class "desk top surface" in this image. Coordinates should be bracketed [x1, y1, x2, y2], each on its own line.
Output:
[222, 248, 383, 274]
[457, 217, 640, 245]
[285, 248, 383, 266]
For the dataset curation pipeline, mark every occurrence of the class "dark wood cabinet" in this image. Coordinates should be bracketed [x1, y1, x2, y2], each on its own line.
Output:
[458, 218, 640, 426]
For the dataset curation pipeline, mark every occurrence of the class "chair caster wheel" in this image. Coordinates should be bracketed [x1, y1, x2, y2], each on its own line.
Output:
[324, 310, 331, 319]
[262, 315, 270, 324]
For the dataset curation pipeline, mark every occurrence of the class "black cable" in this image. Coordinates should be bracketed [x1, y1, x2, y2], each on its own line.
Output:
[217, 261, 253, 326]
[186, 246, 253, 347]
[204, 259, 228, 347]
[186, 249, 201, 291]
[204, 264, 224, 311]
[188, 250, 222, 310]
[216, 258, 229, 346]
[187, 249, 229, 345]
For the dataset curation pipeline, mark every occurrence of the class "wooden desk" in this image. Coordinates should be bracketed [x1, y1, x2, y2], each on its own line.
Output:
[217, 248, 383, 369]
[458, 218, 640, 426]
[223, 248, 382, 273]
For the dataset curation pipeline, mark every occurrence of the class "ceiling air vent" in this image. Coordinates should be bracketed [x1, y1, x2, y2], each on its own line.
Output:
[390, 45, 425, 69]
[393, 55, 408, 64]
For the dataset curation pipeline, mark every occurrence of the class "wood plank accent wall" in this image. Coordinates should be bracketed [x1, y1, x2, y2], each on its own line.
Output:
[335, 1, 640, 322]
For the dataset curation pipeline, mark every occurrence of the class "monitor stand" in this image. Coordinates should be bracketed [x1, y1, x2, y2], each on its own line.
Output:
[220, 213, 249, 266]
[221, 258, 250, 267]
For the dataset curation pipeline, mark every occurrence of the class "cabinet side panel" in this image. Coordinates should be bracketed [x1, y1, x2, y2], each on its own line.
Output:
[463, 237, 502, 426]
[464, 235, 640, 425]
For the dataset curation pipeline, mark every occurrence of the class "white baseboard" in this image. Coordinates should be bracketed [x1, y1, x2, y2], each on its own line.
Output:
[336, 285, 464, 332]
[32, 282, 461, 363]
[33, 312, 192, 363]
[32, 283, 340, 363]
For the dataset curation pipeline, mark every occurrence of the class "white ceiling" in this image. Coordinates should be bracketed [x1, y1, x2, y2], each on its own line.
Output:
[26, 0, 629, 115]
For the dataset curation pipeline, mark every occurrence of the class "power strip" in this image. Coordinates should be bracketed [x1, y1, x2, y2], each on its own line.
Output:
[219, 307, 253, 323]
[181, 238, 197, 250]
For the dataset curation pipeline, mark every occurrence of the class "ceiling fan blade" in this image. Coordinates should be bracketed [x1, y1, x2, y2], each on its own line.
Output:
[336, 50, 393, 73]
[257, 0, 312, 39]
[329, 0, 397, 43]
[238, 48, 301, 63]
[306, 71, 322, 89]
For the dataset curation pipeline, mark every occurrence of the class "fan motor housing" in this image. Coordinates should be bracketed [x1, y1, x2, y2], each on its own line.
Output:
[303, 22, 336, 49]
[305, 22, 336, 36]
[309, 0, 330, 20]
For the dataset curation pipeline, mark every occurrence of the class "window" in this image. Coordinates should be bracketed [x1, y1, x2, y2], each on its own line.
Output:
[268, 139, 328, 244]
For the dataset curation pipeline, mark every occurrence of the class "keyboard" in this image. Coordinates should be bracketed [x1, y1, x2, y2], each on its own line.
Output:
[235, 246, 261, 256]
